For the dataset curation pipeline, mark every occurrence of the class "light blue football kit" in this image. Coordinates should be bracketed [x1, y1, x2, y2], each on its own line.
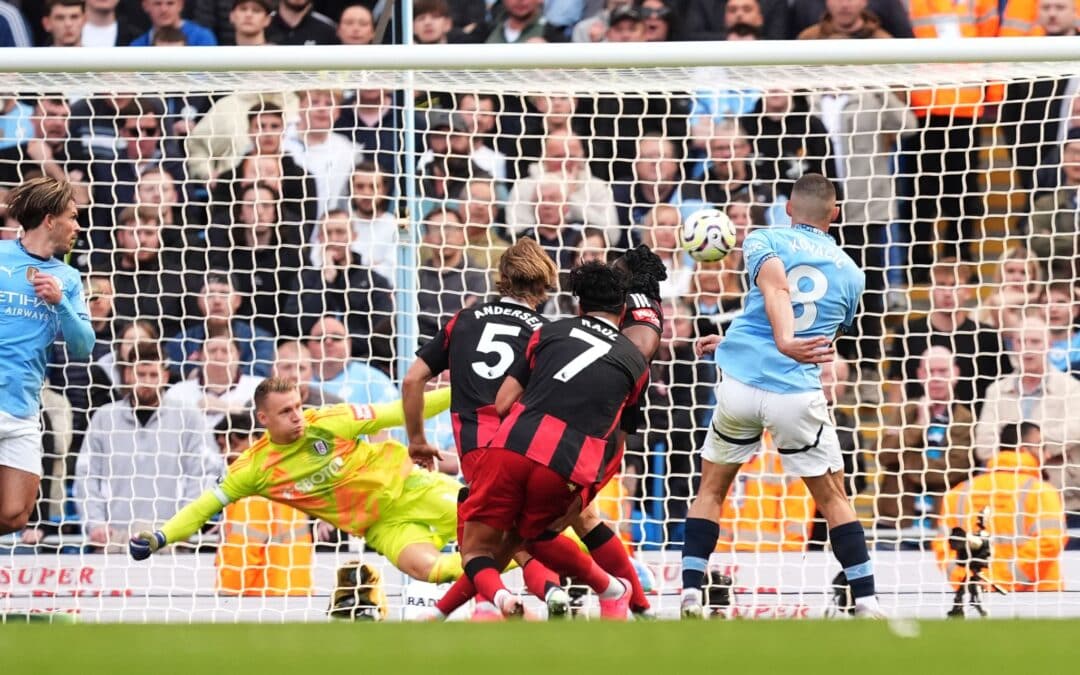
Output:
[0, 239, 93, 475]
[706, 224, 865, 476]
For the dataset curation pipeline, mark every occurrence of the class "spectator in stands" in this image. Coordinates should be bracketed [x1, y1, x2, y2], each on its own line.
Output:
[211, 102, 316, 236]
[336, 2, 373, 45]
[272, 339, 343, 408]
[690, 260, 741, 325]
[1001, 1, 1077, 191]
[456, 176, 510, 281]
[283, 210, 393, 358]
[0, 95, 90, 207]
[886, 258, 1012, 410]
[41, 0, 86, 46]
[101, 206, 190, 338]
[511, 93, 589, 181]
[81, 0, 141, 46]
[507, 130, 618, 245]
[936, 422, 1067, 592]
[165, 333, 264, 428]
[794, 0, 899, 39]
[284, 89, 363, 217]
[975, 316, 1080, 522]
[306, 316, 399, 404]
[418, 208, 488, 337]
[613, 133, 684, 230]
[809, 83, 914, 367]
[519, 174, 584, 270]
[571, 0, 623, 42]
[414, 0, 453, 43]
[1029, 129, 1080, 279]
[186, 0, 240, 45]
[334, 88, 403, 173]
[978, 246, 1045, 336]
[267, 0, 338, 44]
[877, 346, 975, 530]
[75, 341, 221, 548]
[185, 91, 298, 181]
[682, 119, 767, 219]
[1044, 280, 1080, 376]
[486, 0, 565, 42]
[603, 4, 645, 42]
[209, 181, 303, 331]
[640, 0, 678, 41]
[424, 113, 506, 183]
[999, 0, 1078, 36]
[226, 0, 271, 45]
[739, 90, 834, 204]
[639, 204, 690, 299]
[151, 24, 188, 45]
[681, 0, 788, 41]
[790, 0, 912, 38]
[131, 0, 218, 45]
[901, 0, 999, 276]
[0, 1, 31, 47]
[49, 275, 117, 461]
[98, 319, 159, 397]
[165, 271, 275, 379]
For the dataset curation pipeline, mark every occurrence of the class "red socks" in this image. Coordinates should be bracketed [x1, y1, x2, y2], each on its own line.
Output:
[435, 575, 476, 616]
[521, 558, 561, 599]
[527, 534, 610, 594]
[589, 532, 649, 612]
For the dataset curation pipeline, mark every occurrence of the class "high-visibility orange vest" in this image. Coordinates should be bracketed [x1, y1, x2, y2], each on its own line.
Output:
[216, 497, 315, 596]
[717, 436, 815, 553]
[932, 451, 1066, 592]
[909, 0, 1002, 118]
[595, 473, 633, 544]
[999, 0, 1080, 35]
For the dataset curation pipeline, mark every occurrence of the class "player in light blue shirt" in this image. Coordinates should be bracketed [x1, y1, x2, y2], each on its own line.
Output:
[679, 174, 884, 619]
[0, 177, 94, 536]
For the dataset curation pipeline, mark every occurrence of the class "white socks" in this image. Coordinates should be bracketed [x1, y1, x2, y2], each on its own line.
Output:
[599, 575, 625, 599]
[854, 595, 880, 612]
[681, 588, 703, 605]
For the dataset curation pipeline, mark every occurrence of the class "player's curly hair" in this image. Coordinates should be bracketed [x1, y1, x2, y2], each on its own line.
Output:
[496, 237, 558, 306]
[613, 244, 668, 301]
[570, 260, 629, 315]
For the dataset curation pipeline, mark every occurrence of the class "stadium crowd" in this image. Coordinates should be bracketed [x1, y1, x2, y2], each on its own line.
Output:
[0, 0, 1077, 576]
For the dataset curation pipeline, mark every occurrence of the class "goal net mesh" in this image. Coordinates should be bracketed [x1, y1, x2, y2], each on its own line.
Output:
[1, 57, 1079, 621]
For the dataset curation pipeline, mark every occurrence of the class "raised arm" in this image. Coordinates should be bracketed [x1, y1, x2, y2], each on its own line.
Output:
[402, 358, 441, 470]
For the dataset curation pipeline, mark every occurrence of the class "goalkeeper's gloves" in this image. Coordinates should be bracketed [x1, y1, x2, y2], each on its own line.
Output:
[129, 530, 166, 561]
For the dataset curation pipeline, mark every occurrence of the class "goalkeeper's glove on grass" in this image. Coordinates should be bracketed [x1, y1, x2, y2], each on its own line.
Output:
[129, 530, 166, 561]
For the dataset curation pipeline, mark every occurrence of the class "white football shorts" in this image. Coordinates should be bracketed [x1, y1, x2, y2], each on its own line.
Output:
[702, 375, 843, 477]
[0, 410, 42, 476]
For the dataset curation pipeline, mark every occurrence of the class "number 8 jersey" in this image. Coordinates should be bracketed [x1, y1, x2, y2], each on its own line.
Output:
[491, 315, 650, 488]
[716, 224, 865, 394]
[415, 299, 546, 458]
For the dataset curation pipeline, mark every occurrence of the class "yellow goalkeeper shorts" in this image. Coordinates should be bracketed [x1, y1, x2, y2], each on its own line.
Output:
[364, 470, 461, 567]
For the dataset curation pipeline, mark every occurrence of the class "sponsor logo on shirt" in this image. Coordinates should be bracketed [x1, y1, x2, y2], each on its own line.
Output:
[313, 440, 329, 456]
[632, 308, 661, 329]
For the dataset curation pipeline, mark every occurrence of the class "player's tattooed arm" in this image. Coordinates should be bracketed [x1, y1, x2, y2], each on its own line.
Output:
[757, 258, 834, 365]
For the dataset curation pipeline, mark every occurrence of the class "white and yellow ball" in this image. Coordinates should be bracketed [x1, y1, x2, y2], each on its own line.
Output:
[680, 208, 737, 263]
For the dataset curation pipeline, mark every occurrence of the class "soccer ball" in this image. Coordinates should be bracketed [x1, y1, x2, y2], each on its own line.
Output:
[680, 208, 737, 263]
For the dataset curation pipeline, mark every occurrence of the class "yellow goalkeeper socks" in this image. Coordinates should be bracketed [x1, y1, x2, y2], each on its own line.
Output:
[427, 552, 464, 583]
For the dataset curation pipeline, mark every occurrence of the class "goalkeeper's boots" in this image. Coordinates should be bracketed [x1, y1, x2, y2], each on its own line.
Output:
[680, 589, 704, 619]
[328, 561, 388, 621]
[544, 586, 572, 620]
[825, 571, 855, 618]
[704, 571, 733, 618]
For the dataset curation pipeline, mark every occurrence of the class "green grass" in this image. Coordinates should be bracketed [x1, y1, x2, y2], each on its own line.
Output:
[3, 619, 1079, 675]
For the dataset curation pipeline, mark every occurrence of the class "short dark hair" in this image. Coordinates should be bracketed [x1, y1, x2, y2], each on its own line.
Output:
[726, 22, 760, 39]
[152, 25, 188, 45]
[999, 422, 1041, 450]
[131, 340, 165, 366]
[414, 0, 449, 17]
[570, 261, 629, 314]
[247, 101, 283, 124]
[201, 270, 236, 293]
[46, 0, 84, 14]
[253, 377, 300, 411]
[6, 176, 75, 231]
[214, 410, 261, 437]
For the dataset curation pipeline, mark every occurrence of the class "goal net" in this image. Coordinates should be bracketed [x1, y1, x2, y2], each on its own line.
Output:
[2, 42, 1079, 622]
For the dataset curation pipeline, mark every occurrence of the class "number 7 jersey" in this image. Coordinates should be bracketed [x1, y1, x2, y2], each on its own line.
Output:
[416, 299, 546, 457]
[492, 315, 650, 488]
[716, 224, 865, 394]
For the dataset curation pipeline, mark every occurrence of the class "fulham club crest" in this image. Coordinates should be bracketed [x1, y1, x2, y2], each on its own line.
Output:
[313, 440, 329, 456]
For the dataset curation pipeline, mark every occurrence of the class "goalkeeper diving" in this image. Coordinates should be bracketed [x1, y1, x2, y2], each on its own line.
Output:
[129, 378, 464, 588]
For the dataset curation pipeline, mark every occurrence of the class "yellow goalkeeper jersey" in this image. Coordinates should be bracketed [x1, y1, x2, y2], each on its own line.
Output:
[159, 389, 450, 545]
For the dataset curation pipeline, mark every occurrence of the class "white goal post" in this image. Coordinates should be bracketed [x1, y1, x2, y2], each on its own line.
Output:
[1, 37, 1079, 622]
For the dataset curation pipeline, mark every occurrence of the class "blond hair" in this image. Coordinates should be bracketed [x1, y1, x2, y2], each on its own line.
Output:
[6, 176, 75, 230]
[496, 237, 558, 306]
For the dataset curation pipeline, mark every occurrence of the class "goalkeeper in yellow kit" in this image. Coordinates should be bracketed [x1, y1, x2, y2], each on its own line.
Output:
[129, 377, 463, 615]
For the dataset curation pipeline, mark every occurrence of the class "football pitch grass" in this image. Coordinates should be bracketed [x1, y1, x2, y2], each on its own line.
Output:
[4, 619, 1080, 675]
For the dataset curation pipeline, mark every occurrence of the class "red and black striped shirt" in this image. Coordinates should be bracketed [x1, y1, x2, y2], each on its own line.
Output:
[415, 299, 545, 457]
[491, 315, 650, 488]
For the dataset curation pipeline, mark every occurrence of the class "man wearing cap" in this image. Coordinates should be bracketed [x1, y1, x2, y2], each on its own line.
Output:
[605, 4, 646, 41]
[228, 0, 273, 45]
